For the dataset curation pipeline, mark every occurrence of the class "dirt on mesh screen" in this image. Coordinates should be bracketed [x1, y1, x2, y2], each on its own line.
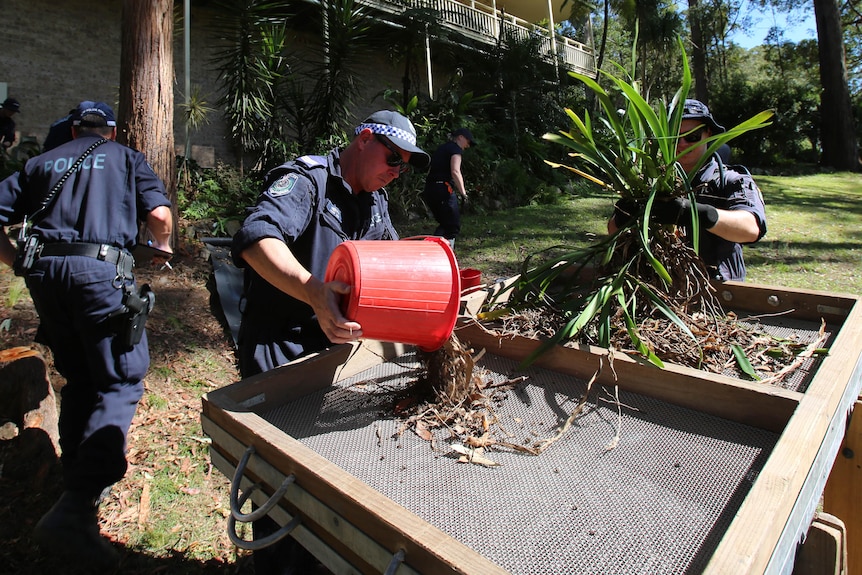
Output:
[0, 235, 253, 574]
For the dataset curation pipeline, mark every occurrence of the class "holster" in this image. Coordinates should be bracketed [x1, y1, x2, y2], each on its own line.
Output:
[13, 234, 41, 277]
[110, 284, 156, 348]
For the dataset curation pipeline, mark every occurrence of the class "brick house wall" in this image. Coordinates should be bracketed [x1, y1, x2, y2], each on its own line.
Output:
[0, 0, 411, 166]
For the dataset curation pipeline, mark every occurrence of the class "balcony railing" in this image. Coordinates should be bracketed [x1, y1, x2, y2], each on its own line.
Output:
[360, 0, 596, 76]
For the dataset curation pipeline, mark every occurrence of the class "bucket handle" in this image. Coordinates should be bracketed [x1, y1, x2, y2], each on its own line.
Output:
[227, 445, 302, 550]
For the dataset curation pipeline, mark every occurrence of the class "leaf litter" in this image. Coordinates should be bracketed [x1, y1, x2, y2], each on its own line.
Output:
[389, 332, 615, 466]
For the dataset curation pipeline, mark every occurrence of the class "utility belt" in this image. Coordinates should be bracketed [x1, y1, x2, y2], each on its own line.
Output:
[15, 238, 154, 348]
[15, 239, 135, 279]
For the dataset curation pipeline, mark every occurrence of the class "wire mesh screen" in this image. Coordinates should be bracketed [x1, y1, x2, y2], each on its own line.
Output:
[263, 351, 779, 575]
[730, 313, 834, 392]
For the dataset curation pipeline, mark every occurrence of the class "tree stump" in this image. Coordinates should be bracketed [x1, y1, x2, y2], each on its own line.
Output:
[0, 347, 60, 483]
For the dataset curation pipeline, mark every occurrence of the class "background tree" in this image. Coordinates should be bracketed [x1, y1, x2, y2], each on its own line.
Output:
[749, 0, 859, 170]
[814, 0, 859, 169]
[210, 0, 295, 174]
[119, 0, 177, 245]
[688, 0, 709, 102]
[565, 1, 684, 101]
[308, 0, 373, 136]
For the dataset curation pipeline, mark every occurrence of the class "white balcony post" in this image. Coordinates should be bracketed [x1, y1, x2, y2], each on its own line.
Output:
[322, 0, 330, 66]
[547, 0, 559, 71]
[491, 0, 499, 38]
[425, 26, 434, 99]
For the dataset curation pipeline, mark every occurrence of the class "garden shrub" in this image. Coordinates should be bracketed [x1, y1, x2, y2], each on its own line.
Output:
[177, 159, 261, 236]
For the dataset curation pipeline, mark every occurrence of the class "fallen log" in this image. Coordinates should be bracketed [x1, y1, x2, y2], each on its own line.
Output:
[0, 347, 60, 482]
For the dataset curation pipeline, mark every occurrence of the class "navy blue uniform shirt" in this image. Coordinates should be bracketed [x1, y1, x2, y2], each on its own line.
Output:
[684, 155, 767, 281]
[0, 133, 170, 247]
[231, 150, 398, 374]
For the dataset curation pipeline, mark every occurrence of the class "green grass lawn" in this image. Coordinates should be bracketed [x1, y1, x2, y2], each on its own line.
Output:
[744, 173, 862, 295]
[398, 172, 862, 296]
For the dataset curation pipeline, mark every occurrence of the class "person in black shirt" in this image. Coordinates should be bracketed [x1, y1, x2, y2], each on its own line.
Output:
[0, 98, 20, 149]
[422, 127, 476, 249]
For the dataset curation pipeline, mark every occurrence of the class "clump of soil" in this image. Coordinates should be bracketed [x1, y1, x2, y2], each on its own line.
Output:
[393, 334, 499, 453]
[412, 333, 481, 405]
[488, 232, 828, 387]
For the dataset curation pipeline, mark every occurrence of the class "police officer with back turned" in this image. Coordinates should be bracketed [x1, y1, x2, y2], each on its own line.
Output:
[0, 101, 173, 568]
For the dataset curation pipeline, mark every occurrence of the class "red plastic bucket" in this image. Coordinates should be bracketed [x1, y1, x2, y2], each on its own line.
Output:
[459, 268, 482, 293]
[324, 237, 461, 351]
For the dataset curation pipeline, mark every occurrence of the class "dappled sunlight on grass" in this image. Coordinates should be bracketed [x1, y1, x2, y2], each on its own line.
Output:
[749, 172, 862, 294]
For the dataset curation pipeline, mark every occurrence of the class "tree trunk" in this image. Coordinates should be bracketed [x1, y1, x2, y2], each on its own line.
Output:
[0, 347, 60, 483]
[814, 0, 860, 171]
[688, 0, 709, 103]
[119, 0, 178, 245]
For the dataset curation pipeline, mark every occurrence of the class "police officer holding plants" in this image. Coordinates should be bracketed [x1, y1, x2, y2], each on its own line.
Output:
[0, 101, 173, 568]
[609, 99, 767, 281]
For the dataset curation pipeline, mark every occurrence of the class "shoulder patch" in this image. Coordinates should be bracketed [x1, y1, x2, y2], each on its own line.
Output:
[296, 155, 326, 169]
[268, 173, 299, 197]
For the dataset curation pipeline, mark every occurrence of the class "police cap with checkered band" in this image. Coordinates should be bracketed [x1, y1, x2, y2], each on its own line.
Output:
[354, 110, 430, 170]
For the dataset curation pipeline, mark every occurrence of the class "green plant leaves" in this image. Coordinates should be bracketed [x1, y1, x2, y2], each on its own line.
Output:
[731, 344, 761, 381]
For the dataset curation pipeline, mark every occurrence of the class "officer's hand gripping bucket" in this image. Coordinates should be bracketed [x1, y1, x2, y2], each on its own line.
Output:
[324, 237, 461, 351]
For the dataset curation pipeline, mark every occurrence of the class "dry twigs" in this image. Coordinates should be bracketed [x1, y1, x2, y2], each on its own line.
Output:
[394, 333, 618, 463]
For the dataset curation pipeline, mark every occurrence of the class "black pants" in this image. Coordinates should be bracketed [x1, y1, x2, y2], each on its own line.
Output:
[26, 256, 148, 498]
[423, 182, 461, 240]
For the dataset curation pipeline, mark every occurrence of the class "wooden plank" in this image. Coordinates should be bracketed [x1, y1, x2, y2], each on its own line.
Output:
[208, 442, 414, 575]
[823, 400, 862, 575]
[708, 281, 856, 324]
[209, 448, 367, 575]
[208, 340, 407, 413]
[455, 321, 802, 432]
[206, 417, 413, 574]
[792, 512, 847, 575]
[200, 403, 510, 575]
[704, 298, 862, 574]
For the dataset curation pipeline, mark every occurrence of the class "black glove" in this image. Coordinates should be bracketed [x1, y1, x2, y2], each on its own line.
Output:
[612, 198, 638, 228]
[650, 197, 719, 229]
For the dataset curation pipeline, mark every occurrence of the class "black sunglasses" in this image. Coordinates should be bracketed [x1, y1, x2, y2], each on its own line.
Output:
[681, 127, 706, 144]
[375, 135, 411, 173]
